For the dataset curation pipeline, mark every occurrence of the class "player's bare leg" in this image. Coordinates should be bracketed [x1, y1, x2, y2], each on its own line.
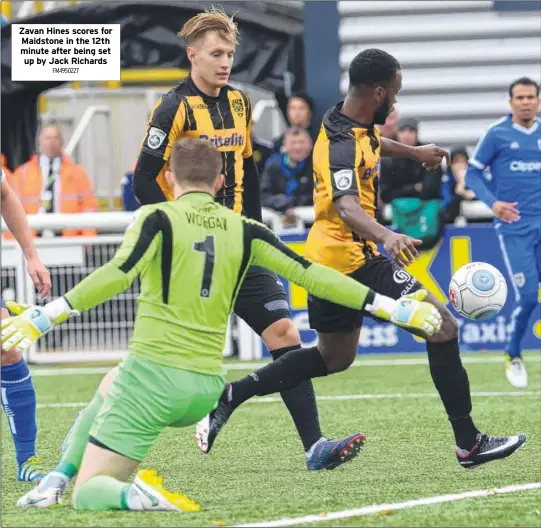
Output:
[71, 443, 199, 511]
[72, 443, 138, 506]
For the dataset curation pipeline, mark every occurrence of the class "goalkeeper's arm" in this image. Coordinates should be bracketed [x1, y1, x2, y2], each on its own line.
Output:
[246, 219, 442, 335]
[48, 207, 162, 321]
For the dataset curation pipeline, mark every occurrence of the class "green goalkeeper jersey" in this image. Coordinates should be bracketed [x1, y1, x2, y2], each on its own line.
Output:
[64, 192, 372, 375]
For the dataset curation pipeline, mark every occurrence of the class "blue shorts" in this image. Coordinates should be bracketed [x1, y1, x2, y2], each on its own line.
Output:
[1, 298, 6, 311]
[497, 224, 541, 301]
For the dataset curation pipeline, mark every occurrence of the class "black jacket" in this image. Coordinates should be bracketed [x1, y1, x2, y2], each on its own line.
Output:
[261, 153, 314, 213]
[379, 155, 442, 204]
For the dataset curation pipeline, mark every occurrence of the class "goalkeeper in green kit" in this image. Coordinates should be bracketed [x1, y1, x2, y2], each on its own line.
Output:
[2, 138, 441, 512]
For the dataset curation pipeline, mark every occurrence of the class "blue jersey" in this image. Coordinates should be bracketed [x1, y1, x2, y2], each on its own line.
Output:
[466, 114, 541, 233]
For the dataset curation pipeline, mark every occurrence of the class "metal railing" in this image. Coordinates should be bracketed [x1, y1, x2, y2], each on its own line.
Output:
[1, 202, 494, 237]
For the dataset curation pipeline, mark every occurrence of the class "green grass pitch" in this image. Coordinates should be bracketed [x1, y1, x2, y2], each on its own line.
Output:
[2, 352, 540, 527]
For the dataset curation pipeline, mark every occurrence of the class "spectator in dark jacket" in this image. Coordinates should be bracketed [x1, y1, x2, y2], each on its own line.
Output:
[379, 118, 443, 204]
[262, 127, 313, 225]
[272, 92, 317, 153]
[441, 146, 476, 223]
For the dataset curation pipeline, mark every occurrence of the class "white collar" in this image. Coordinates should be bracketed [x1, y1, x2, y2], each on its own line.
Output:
[511, 119, 539, 135]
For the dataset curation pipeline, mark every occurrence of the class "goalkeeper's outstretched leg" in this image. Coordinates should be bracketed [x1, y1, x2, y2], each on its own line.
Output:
[18, 355, 212, 511]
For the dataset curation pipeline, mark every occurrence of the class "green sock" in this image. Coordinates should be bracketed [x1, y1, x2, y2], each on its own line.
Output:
[56, 392, 103, 479]
[75, 475, 130, 511]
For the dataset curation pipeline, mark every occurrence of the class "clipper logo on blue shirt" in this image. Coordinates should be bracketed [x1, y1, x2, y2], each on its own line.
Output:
[200, 133, 244, 148]
[509, 161, 541, 172]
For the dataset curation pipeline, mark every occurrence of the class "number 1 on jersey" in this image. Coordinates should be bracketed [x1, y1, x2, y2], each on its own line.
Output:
[193, 235, 215, 298]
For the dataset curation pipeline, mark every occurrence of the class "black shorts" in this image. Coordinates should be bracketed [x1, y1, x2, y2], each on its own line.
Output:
[233, 265, 291, 336]
[308, 255, 421, 334]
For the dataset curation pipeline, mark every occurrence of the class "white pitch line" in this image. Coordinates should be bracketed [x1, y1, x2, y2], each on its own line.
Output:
[29, 353, 541, 376]
[37, 402, 88, 409]
[37, 391, 540, 410]
[231, 483, 541, 528]
[254, 391, 540, 403]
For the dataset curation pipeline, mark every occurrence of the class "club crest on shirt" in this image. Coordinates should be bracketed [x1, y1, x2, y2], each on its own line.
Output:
[231, 98, 244, 119]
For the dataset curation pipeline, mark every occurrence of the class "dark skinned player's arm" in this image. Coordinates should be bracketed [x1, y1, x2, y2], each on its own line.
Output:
[381, 137, 451, 169]
[335, 194, 392, 244]
[380, 137, 420, 159]
[246, 219, 375, 310]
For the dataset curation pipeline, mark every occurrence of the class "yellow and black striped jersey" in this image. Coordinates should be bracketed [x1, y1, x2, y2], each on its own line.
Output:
[141, 76, 253, 212]
[305, 102, 381, 274]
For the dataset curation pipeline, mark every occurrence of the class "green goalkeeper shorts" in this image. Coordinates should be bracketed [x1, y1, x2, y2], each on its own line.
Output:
[89, 354, 225, 461]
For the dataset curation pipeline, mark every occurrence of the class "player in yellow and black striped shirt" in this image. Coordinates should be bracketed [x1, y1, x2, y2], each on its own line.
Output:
[201, 49, 526, 471]
[133, 7, 362, 471]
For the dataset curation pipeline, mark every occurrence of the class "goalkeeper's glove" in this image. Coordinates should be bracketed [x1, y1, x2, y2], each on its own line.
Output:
[366, 289, 442, 337]
[1, 298, 78, 354]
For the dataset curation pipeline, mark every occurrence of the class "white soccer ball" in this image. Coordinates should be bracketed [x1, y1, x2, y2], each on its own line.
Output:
[449, 262, 507, 321]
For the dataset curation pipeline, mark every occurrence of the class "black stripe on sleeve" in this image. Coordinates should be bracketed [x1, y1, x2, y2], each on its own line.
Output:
[248, 220, 311, 270]
[327, 131, 359, 200]
[118, 210, 173, 304]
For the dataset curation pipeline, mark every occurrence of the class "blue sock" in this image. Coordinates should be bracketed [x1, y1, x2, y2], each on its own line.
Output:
[507, 296, 537, 359]
[1, 359, 38, 466]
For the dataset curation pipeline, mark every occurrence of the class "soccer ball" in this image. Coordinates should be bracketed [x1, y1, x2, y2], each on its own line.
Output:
[449, 262, 507, 321]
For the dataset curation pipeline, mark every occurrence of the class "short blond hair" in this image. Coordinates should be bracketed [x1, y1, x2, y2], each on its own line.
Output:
[178, 6, 239, 46]
[170, 138, 222, 187]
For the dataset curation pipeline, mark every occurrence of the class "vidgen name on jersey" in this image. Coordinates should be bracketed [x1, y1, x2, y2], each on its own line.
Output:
[509, 160, 541, 172]
[186, 212, 228, 230]
[200, 133, 244, 148]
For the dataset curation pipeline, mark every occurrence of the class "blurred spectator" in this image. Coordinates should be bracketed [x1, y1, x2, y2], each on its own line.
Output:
[272, 92, 316, 153]
[441, 146, 476, 223]
[8, 125, 97, 237]
[262, 128, 313, 226]
[376, 108, 398, 139]
[120, 161, 140, 211]
[379, 117, 444, 250]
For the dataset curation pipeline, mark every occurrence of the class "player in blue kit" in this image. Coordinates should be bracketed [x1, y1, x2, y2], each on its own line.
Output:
[466, 77, 540, 388]
[1, 168, 51, 481]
